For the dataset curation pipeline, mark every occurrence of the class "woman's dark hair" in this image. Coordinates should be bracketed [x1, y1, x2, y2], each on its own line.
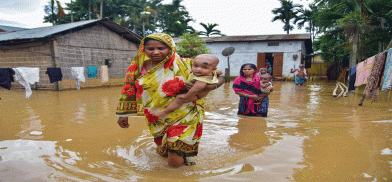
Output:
[144, 37, 170, 48]
[144, 37, 156, 45]
[240, 63, 257, 77]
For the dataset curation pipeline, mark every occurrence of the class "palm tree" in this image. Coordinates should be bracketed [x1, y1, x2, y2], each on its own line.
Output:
[199, 23, 225, 37]
[294, 4, 318, 41]
[338, 12, 372, 68]
[272, 0, 303, 34]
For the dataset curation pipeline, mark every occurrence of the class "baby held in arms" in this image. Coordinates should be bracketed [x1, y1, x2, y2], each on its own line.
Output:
[151, 54, 222, 117]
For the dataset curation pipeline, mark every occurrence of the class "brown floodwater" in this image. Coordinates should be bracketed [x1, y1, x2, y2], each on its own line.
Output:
[1, 80, 392, 181]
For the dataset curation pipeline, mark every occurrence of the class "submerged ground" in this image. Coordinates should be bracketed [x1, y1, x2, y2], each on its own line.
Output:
[1, 80, 392, 181]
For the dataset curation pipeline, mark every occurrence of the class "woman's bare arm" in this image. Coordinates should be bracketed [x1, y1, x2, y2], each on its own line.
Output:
[152, 81, 207, 117]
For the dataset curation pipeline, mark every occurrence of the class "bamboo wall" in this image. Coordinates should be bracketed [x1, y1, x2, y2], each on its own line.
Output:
[0, 24, 139, 90]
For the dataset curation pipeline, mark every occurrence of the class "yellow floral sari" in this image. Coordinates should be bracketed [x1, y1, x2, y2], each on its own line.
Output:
[116, 33, 204, 157]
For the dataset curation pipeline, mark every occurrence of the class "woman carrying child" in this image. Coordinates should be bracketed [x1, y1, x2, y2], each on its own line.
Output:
[233, 63, 272, 117]
[116, 33, 224, 167]
[151, 54, 222, 117]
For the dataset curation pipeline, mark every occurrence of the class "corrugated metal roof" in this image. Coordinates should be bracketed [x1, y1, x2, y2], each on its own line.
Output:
[203, 34, 311, 42]
[173, 34, 311, 43]
[0, 18, 142, 43]
[0, 25, 28, 33]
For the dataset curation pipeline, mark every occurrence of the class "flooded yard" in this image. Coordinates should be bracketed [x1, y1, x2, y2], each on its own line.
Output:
[1, 80, 392, 181]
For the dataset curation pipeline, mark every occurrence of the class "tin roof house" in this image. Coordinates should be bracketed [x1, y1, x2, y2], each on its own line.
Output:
[175, 34, 313, 79]
[0, 25, 29, 33]
[0, 18, 141, 90]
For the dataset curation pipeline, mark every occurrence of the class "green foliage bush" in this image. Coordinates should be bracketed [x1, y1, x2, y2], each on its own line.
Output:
[176, 33, 210, 58]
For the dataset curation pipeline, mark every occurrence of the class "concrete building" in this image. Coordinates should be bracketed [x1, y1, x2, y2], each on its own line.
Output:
[0, 18, 141, 90]
[176, 34, 313, 79]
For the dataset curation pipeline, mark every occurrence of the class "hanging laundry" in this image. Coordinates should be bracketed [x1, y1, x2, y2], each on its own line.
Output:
[0, 68, 15, 90]
[71, 67, 85, 90]
[381, 48, 392, 91]
[363, 51, 388, 100]
[45, 67, 63, 83]
[348, 65, 357, 91]
[12, 67, 40, 98]
[87, 66, 97, 78]
[101, 65, 108, 83]
[355, 56, 375, 87]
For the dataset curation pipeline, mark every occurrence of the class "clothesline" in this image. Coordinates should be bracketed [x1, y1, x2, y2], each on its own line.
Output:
[351, 47, 392, 106]
[0, 65, 109, 98]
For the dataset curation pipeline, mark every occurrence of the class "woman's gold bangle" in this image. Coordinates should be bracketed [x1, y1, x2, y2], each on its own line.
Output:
[245, 94, 248, 97]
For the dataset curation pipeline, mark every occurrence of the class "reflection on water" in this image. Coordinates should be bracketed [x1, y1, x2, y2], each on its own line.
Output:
[1, 80, 392, 181]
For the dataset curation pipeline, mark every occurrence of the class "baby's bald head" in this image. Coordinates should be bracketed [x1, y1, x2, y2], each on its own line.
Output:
[195, 54, 219, 67]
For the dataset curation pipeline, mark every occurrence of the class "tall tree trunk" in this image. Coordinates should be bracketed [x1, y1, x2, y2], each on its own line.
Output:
[355, 0, 366, 17]
[350, 34, 359, 68]
[286, 21, 290, 34]
[51, 0, 55, 24]
[70, 0, 74, 22]
[100, 0, 103, 19]
[89, 0, 91, 20]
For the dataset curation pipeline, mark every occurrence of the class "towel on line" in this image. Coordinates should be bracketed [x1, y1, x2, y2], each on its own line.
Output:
[382, 48, 392, 91]
[87, 66, 97, 78]
[46, 67, 63, 83]
[12, 67, 40, 98]
[0, 68, 15, 90]
[71, 67, 85, 90]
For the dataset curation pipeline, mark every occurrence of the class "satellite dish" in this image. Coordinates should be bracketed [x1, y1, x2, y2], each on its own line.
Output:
[221, 47, 235, 82]
[222, 47, 235, 56]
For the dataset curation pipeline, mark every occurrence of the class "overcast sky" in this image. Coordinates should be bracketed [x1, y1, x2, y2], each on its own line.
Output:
[0, 0, 312, 36]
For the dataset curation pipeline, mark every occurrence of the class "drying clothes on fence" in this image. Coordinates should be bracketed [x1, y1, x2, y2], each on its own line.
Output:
[101, 65, 108, 83]
[381, 48, 392, 91]
[0, 68, 15, 90]
[12, 67, 40, 98]
[363, 51, 388, 100]
[87, 66, 97, 78]
[355, 56, 375, 87]
[71, 67, 85, 90]
[45, 68, 63, 83]
[348, 65, 357, 91]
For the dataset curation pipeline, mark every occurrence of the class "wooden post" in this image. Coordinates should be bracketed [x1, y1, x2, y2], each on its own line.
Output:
[50, 39, 62, 91]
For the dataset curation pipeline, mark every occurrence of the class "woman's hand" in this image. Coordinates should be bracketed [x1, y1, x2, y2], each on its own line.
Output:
[117, 117, 129, 128]
[184, 82, 193, 90]
[263, 86, 273, 93]
[248, 94, 259, 100]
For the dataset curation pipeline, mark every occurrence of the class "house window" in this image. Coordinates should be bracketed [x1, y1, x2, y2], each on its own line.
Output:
[268, 42, 279, 46]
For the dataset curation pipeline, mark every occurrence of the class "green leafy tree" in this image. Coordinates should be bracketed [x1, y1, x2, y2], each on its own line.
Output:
[313, 0, 392, 68]
[176, 33, 210, 58]
[157, 0, 195, 37]
[199, 23, 225, 37]
[272, 0, 303, 34]
[44, 0, 163, 37]
[293, 4, 318, 41]
[44, 0, 67, 25]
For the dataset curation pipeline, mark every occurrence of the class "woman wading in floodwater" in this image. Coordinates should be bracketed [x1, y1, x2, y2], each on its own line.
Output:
[233, 63, 272, 117]
[116, 33, 224, 167]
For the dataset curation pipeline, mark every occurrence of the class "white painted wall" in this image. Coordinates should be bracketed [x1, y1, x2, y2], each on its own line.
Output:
[206, 41, 307, 77]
